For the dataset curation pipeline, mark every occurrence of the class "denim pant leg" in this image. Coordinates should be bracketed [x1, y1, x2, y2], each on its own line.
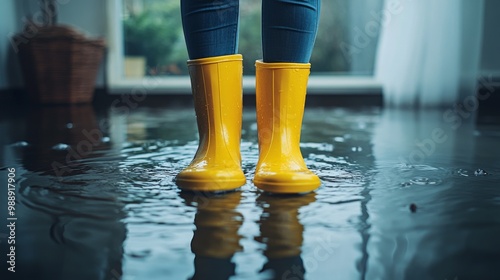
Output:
[262, 0, 321, 63]
[181, 0, 239, 60]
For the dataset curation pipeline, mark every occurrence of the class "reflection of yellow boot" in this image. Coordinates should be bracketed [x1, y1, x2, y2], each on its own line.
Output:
[255, 192, 316, 259]
[180, 191, 243, 259]
[254, 61, 321, 194]
[176, 54, 246, 192]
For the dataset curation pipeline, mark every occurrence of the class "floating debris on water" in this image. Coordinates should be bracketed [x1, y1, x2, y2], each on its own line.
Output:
[409, 203, 417, 213]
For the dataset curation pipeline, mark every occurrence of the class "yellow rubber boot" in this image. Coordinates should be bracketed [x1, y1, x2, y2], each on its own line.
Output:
[175, 54, 246, 192]
[254, 60, 321, 193]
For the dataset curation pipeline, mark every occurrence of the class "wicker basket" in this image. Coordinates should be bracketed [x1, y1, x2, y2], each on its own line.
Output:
[16, 25, 105, 104]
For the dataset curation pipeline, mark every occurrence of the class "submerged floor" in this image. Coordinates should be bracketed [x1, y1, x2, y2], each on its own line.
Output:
[0, 104, 499, 280]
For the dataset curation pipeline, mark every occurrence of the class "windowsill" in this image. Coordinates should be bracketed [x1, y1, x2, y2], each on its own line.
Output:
[107, 76, 383, 95]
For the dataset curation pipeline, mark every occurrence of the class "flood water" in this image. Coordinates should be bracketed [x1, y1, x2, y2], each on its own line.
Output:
[0, 104, 499, 280]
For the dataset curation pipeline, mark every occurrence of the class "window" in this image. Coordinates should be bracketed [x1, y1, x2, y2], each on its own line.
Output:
[106, 0, 383, 94]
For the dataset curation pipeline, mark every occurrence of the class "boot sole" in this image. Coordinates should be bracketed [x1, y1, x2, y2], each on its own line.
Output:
[176, 178, 246, 193]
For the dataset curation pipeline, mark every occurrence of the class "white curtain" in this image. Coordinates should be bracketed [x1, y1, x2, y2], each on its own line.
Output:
[375, 0, 485, 108]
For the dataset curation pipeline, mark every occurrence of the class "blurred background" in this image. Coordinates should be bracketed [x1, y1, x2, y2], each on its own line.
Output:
[0, 0, 497, 108]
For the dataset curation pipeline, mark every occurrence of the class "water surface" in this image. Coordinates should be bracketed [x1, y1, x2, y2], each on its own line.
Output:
[0, 105, 499, 280]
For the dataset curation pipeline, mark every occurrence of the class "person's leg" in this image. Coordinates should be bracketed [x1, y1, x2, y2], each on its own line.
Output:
[262, 0, 320, 63]
[254, 0, 321, 193]
[181, 0, 239, 59]
[176, 0, 245, 192]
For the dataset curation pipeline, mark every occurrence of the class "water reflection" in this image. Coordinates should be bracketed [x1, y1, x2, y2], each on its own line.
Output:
[1, 105, 126, 280]
[368, 109, 500, 280]
[22, 105, 108, 176]
[181, 191, 244, 280]
[12, 175, 127, 280]
[255, 193, 316, 280]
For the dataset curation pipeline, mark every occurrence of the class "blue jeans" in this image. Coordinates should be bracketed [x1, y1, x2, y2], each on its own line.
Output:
[181, 0, 321, 63]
